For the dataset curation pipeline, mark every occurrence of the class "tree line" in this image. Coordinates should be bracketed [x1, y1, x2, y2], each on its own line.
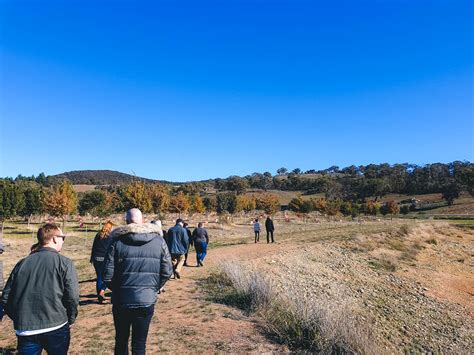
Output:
[0, 180, 282, 226]
[1, 161, 472, 223]
[214, 161, 473, 199]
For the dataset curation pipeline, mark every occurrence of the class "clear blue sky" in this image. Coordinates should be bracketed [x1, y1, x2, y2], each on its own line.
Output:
[0, 0, 472, 182]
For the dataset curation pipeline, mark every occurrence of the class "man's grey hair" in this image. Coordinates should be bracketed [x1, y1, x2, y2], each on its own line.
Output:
[126, 208, 143, 224]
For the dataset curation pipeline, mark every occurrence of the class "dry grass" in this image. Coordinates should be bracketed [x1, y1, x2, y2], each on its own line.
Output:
[208, 262, 377, 354]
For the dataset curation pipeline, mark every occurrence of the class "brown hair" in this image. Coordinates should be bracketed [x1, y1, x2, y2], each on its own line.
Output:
[37, 223, 61, 246]
[99, 221, 113, 240]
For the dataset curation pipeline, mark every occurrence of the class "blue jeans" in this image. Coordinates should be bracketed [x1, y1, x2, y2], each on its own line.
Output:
[113, 305, 155, 355]
[195, 241, 207, 263]
[93, 261, 105, 295]
[17, 323, 70, 355]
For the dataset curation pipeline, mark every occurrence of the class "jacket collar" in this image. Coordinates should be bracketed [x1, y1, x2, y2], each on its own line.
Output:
[37, 247, 58, 253]
[110, 223, 163, 239]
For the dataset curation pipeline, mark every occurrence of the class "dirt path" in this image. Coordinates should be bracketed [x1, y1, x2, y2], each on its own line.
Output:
[69, 241, 288, 354]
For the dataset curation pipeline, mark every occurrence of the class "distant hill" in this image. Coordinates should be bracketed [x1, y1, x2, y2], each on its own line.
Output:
[50, 170, 169, 185]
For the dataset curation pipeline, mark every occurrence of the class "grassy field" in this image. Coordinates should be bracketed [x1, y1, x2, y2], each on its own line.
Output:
[1, 213, 473, 353]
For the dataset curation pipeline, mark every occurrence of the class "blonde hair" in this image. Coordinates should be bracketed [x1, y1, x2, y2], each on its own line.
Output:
[99, 221, 113, 239]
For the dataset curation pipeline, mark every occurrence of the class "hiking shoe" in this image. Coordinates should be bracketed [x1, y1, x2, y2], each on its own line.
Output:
[98, 290, 105, 304]
[175, 271, 181, 279]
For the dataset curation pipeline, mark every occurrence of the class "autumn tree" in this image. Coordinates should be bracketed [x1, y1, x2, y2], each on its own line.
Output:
[236, 195, 256, 212]
[380, 200, 399, 218]
[363, 200, 380, 215]
[168, 191, 190, 215]
[123, 181, 152, 212]
[43, 180, 78, 229]
[149, 184, 170, 213]
[190, 195, 205, 214]
[256, 193, 280, 214]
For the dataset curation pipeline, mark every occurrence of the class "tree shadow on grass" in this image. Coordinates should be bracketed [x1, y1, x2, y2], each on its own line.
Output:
[0, 347, 17, 354]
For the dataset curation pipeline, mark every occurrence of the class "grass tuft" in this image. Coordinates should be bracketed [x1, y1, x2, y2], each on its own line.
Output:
[206, 262, 377, 354]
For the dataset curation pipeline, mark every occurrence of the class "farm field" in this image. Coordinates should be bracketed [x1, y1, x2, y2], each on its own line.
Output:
[0, 214, 473, 353]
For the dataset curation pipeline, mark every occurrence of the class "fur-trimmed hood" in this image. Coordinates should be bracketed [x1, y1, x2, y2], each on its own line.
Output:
[110, 223, 163, 246]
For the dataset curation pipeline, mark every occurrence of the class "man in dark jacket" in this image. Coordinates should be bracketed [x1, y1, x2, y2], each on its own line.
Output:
[191, 222, 209, 267]
[265, 216, 275, 243]
[103, 208, 173, 355]
[1, 223, 79, 355]
[164, 218, 189, 279]
[0, 239, 4, 291]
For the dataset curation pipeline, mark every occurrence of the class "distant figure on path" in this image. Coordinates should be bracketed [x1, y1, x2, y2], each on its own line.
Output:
[103, 208, 173, 355]
[182, 222, 192, 267]
[254, 218, 261, 243]
[191, 222, 209, 266]
[1, 223, 79, 355]
[90, 221, 114, 303]
[165, 218, 190, 279]
[265, 216, 275, 243]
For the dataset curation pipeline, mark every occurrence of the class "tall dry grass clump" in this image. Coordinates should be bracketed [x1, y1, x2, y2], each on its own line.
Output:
[212, 262, 377, 354]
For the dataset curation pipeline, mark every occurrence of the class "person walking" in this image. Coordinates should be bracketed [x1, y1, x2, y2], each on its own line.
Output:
[265, 216, 275, 243]
[1, 223, 80, 355]
[191, 222, 209, 266]
[253, 218, 261, 243]
[103, 208, 173, 355]
[165, 218, 189, 279]
[182, 222, 192, 267]
[90, 221, 114, 303]
[0, 238, 4, 292]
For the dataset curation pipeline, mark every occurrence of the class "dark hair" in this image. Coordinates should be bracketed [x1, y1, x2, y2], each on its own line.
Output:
[183, 222, 188, 228]
[37, 223, 61, 246]
[198, 222, 203, 228]
[176, 218, 184, 225]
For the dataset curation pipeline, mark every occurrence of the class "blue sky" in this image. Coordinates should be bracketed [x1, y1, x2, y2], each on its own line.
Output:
[0, 0, 472, 182]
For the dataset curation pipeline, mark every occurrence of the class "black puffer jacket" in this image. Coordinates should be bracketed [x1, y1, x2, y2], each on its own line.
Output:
[102, 223, 173, 308]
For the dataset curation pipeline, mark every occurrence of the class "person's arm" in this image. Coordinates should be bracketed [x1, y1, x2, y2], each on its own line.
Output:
[62, 260, 80, 325]
[102, 239, 117, 290]
[1, 261, 21, 317]
[90, 235, 98, 263]
[159, 242, 173, 289]
[182, 229, 189, 251]
[205, 230, 209, 244]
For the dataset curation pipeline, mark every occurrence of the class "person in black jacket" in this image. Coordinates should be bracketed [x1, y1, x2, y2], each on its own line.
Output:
[103, 208, 173, 355]
[183, 222, 192, 267]
[191, 222, 209, 266]
[265, 216, 275, 243]
[0, 238, 4, 292]
[90, 221, 114, 303]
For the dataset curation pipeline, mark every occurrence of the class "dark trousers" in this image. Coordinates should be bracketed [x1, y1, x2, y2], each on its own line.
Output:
[254, 231, 260, 243]
[113, 305, 154, 355]
[17, 323, 70, 355]
[93, 261, 105, 295]
[266, 230, 274, 243]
